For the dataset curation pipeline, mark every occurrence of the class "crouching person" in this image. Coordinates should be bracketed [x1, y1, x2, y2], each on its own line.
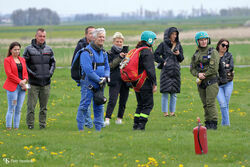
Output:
[76, 28, 110, 131]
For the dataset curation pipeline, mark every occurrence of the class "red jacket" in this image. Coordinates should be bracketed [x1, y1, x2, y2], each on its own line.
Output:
[3, 56, 28, 92]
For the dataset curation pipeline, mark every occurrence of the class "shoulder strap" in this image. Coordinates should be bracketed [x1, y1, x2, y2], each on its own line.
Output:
[207, 47, 214, 57]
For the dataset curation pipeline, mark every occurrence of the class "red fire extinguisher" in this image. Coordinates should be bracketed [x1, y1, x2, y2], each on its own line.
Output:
[193, 117, 208, 154]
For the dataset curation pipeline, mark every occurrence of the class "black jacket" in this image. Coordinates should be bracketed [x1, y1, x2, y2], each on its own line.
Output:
[132, 43, 157, 91]
[23, 39, 56, 86]
[218, 51, 234, 85]
[73, 37, 89, 57]
[107, 45, 124, 86]
[154, 27, 184, 93]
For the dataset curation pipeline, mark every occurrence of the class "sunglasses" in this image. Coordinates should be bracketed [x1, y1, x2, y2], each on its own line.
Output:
[221, 43, 229, 48]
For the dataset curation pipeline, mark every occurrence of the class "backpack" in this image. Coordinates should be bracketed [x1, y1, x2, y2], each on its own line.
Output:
[120, 47, 148, 92]
[71, 48, 93, 83]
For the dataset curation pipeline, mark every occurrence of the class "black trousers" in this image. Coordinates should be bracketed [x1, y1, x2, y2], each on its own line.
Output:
[135, 90, 154, 116]
[105, 81, 129, 119]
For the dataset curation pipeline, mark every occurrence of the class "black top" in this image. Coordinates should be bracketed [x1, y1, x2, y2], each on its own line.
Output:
[23, 39, 56, 86]
[16, 63, 23, 80]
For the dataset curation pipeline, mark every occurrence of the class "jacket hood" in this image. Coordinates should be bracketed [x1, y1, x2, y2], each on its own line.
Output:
[31, 39, 46, 49]
[164, 27, 179, 45]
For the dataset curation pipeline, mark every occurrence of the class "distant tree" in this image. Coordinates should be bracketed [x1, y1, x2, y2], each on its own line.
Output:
[220, 7, 250, 17]
[11, 8, 60, 26]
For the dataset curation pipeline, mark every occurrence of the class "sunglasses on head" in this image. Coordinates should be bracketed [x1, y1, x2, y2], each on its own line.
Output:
[221, 43, 229, 48]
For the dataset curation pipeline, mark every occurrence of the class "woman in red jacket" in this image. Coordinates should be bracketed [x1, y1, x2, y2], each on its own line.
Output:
[3, 42, 28, 130]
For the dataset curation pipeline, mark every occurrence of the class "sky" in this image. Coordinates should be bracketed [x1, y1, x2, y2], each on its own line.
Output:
[0, 0, 250, 16]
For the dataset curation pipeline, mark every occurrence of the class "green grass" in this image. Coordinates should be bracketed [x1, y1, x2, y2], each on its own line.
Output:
[0, 66, 249, 167]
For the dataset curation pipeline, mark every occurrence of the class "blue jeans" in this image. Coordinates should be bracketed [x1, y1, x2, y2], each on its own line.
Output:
[161, 93, 177, 113]
[76, 80, 104, 131]
[217, 81, 233, 126]
[6, 85, 26, 129]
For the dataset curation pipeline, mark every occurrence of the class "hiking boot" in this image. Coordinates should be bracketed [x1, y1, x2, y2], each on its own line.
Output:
[137, 117, 148, 130]
[133, 117, 140, 130]
[205, 121, 211, 130]
[210, 121, 218, 130]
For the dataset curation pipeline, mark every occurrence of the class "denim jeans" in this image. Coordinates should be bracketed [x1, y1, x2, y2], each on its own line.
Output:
[6, 85, 26, 129]
[76, 79, 103, 131]
[161, 93, 177, 113]
[217, 81, 233, 126]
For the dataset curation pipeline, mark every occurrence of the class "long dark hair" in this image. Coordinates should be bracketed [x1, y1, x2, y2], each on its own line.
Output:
[7, 42, 21, 57]
[216, 38, 230, 52]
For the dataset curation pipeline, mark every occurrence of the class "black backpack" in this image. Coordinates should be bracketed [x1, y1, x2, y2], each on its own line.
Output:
[71, 48, 93, 83]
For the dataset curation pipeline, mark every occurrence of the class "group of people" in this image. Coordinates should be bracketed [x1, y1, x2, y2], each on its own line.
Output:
[3, 26, 234, 132]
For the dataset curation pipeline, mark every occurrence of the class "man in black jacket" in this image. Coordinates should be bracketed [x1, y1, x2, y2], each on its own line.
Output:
[73, 26, 95, 58]
[72, 26, 95, 128]
[23, 28, 56, 129]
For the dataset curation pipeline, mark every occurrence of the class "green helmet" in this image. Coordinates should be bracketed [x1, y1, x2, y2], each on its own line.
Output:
[141, 31, 157, 45]
[195, 31, 211, 46]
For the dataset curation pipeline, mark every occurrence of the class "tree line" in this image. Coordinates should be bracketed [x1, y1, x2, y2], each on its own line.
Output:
[11, 8, 60, 26]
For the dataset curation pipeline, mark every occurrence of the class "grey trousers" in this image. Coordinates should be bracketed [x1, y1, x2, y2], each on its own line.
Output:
[26, 84, 50, 127]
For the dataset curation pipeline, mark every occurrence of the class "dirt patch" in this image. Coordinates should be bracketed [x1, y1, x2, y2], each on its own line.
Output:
[1, 27, 250, 45]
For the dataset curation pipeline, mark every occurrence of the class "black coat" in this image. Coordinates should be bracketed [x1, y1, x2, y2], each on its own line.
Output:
[218, 51, 234, 85]
[23, 39, 56, 86]
[154, 27, 184, 93]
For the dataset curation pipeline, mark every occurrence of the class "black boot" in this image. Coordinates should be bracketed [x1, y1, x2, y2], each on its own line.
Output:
[133, 117, 140, 130]
[205, 121, 211, 129]
[137, 117, 148, 130]
[210, 121, 218, 130]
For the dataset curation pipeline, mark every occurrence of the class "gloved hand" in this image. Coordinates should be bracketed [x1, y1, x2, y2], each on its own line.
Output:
[99, 77, 106, 85]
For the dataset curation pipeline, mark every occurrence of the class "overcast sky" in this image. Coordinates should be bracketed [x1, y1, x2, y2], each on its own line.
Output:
[0, 0, 249, 16]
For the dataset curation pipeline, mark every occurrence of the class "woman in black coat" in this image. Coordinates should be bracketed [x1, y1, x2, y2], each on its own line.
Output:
[154, 27, 184, 117]
[104, 32, 130, 126]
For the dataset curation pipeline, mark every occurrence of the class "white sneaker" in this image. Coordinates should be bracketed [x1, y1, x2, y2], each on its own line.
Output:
[115, 119, 122, 124]
[104, 119, 110, 126]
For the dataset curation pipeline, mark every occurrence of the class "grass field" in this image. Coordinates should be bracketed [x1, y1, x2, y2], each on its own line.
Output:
[0, 19, 250, 166]
[0, 66, 249, 167]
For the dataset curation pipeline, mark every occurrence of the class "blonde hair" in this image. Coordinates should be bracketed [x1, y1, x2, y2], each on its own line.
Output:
[113, 32, 124, 41]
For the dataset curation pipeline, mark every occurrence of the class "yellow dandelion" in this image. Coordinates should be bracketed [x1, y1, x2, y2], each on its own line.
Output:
[59, 151, 63, 154]
[135, 160, 140, 163]
[224, 154, 227, 158]
[24, 146, 29, 150]
[0, 141, 4, 144]
[233, 90, 239, 94]
[168, 138, 171, 142]
[35, 147, 40, 150]
[29, 146, 33, 149]
[31, 158, 36, 162]
[204, 164, 208, 167]
[239, 161, 242, 164]
[162, 161, 166, 164]
[50, 152, 58, 155]
[17, 133, 21, 136]
[90, 152, 95, 156]
[179, 164, 184, 167]
[237, 108, 241, 111]
[113, 156, 117, 159]
[240, 112, 246, 116]
[242, 166, 245, 167]
[70, 163, 75, 167]
[2, 154, 7, 158]
[88, 131, 92, 134]
[53, 80, 57, 83]
[28, 151, 34, 156]
[118, 153, 122, 156]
